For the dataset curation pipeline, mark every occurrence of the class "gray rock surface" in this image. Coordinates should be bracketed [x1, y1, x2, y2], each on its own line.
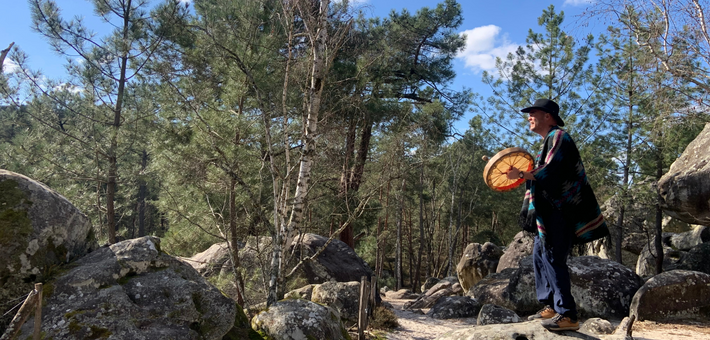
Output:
[17, 237, 238, 340]
[676, 243, 710, 274]
[630, 269, 710, 321]
[427, 296, 481, 319]
[580, 318, 615, 335]
[403, 281, 463, 310]
[251, 298, 347, 340]
[1, 170, 98, 333]
[658, 122, 710, 225]
[284, 284, 316, 301]
[184, 241, 232, 277]
[421, 277, 440, 292]
[456, 242, 503, 293]
[476, 304, 520, 325]
[635, 243, 684, 277]
[435, 320, 630, 340]
[289, 233, 373, 284]
[496, 231, 533, 272]
[667, 226, 710, 251]
[311, 281, 361, 323]
[472, 256, 643, 319]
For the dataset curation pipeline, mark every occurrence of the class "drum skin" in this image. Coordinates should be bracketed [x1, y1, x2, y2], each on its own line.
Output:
[483, 147, 534, 192]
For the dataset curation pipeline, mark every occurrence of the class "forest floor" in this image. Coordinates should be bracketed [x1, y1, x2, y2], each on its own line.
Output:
[380, 297, 710, 340]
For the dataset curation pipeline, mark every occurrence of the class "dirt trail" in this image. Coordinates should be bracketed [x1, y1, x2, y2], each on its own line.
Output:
[382, 296, 710, 340]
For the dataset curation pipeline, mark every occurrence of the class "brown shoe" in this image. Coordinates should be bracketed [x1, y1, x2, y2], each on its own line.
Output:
[527, 306, 556, 320]
[541, 314, 579, 331]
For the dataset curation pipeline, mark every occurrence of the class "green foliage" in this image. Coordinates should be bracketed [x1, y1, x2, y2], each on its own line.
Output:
[369, 306, 399, 330]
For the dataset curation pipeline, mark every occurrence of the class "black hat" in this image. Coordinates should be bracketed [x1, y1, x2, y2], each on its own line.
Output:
[521, 98, 564, 127]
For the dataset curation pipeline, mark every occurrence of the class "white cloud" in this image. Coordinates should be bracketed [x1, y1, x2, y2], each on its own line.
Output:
[2, 58, 19, 74]
[457, 25, 519, 74]
[564, 0, 594, 6]
[53, 83, 84, 94]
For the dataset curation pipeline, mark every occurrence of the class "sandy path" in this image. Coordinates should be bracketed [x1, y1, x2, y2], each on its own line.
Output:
[382, 297, 710, 340]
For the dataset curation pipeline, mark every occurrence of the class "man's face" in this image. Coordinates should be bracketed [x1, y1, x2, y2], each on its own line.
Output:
[527, 109, 552, 134]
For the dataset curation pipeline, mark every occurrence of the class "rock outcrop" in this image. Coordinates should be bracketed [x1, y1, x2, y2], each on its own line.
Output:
[666, 225, 710, 250]
[456, 242, 503, 293]
[1, 170, 98, 332]
[251, 298, 348, 340]
[635, 243, 684, 278]
[289, 233, 373, 284]
[426, 296, 481, 319]
[630, 270, 710, 321]
[17, 237, 240, 340]
[476, 304, 520, 325]
[496, 231, 533, 272]
[658, 122, 710, 226]
[403, 280, 463, 310]
[472, 256, 643, 318]
[311, 281, 361, 324]
[676, 243, 710, 274]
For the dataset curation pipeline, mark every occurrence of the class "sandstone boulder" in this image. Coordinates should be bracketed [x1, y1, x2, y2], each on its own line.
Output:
[476, 304, 520, 325]
[0, 171, 98, 327]
[456, 242, 503, 293]
[284, 284, 316, 301]
[184, 241, 232, 277]
[421, 277, 440, 292]
[289, 233, 373, 284]
[311, 281, 361, 323]
[251, 299, 347, 340]
[635, 243, 684, 277]
[472, 256, 643, 319]
[426, 296, 481, 319]
[667, 226, 710, 251]
[403, 280, 462, 310]
[658, 122, 710, 226]
[630, 269, 710, 321]
[496, 231, 533, 272]
[17, 237, 240, 340]
[676, 243, 710, 274]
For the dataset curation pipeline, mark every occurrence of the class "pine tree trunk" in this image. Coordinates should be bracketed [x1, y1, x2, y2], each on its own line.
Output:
[395, 178, 405, 290]
[229, 177, 246, 306]
[137, 150, 147, 237]
[654, 133, 664, 274]
[416, 163, 424, 292]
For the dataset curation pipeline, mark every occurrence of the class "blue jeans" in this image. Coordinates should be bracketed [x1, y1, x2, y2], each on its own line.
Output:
[533, 211, 577, 319]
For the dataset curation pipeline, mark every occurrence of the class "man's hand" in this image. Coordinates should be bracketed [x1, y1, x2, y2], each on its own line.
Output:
[506, 166, 521, 180]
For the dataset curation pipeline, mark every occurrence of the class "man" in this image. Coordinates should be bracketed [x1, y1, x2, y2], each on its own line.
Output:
[505, 98, 609, 331]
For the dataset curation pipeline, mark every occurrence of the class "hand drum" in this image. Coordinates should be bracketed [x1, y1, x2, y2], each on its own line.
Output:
[482, 147, 534, 192]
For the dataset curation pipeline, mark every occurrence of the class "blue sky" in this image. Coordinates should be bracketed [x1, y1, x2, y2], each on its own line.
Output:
[1, 0, 601, 133]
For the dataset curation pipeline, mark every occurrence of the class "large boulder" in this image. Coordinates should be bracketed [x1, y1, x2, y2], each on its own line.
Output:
[426, 296, 481, 319]
[496, 231, 533, 272]
[658, 122, 710, 226]
[288, 233, 373, 284]
[456, 242, 503, 293]
[676, 243, 710, 274]
[0, 170, 98, 332]
[472, 256, 643, 319]
[17, 237, 240, 340]
[666, 226, 710, 251]
[403, 280, 463, 310]
[184, 241, 232, 277]
[251, 299, 348, 340]
[630, 270, 710, 321]
[635, 243, 684, 278]
[311, 281, 361, 324]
